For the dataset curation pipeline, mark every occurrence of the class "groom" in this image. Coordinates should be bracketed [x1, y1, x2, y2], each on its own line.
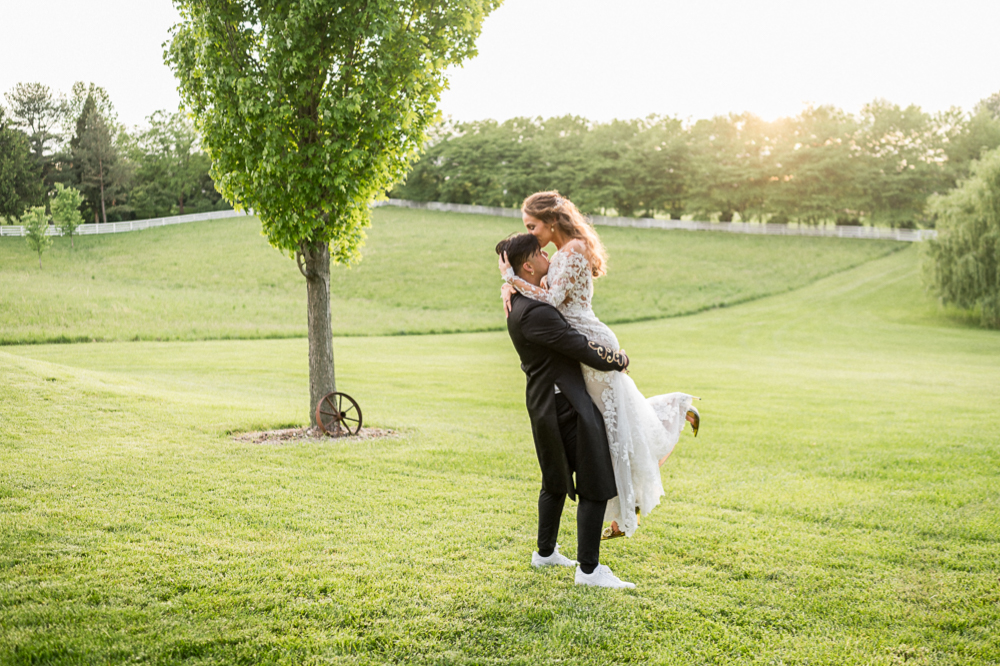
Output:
[496, 233, 635, 589]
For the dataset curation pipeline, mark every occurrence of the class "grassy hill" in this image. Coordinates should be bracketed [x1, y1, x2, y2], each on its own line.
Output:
[1, 240, 998, 664]
[0, 207, 901, 344]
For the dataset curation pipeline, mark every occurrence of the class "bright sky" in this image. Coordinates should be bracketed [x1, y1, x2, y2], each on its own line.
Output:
[2, 0, 998, 129]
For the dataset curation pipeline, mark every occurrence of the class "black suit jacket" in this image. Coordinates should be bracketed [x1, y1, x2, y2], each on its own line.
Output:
[506, 292, 627, 501]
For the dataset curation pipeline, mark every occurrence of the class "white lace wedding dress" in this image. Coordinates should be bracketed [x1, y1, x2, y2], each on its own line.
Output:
[507, 244, 693, 536]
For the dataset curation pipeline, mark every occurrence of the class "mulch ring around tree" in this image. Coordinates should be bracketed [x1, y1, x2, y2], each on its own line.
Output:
[232, 426, 396, 445]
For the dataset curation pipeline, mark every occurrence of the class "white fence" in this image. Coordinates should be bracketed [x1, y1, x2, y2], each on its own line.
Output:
[0, 209, 249, 238]
[0, 200, 938, 242]
[377, 199, 938, 242]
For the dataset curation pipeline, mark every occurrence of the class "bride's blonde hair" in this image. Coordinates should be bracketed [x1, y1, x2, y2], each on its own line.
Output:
[521, 191, 608, 278]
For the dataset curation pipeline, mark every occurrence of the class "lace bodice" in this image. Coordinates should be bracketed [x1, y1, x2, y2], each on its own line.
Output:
[507, 243, 595, 320]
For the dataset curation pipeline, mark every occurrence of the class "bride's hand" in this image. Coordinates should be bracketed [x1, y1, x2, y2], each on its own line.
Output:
[501, 283, 515, 318]
[498, 251, 513, 279]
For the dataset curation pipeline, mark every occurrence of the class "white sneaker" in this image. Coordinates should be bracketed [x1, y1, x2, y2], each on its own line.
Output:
[531, 544, 577, 568]
[575, 564, 636, 589]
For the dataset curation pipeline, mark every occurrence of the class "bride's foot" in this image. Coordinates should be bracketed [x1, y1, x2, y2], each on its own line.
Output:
[602, 509, 641, 540]
[686, 405, 700, 437]
[601, 522, 625, 540]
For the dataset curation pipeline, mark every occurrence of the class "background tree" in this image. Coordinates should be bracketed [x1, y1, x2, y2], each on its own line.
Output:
[74, 103, 131, 223]
[23, 206, 53, 269]
[975, 90, 1000, 120]
[687, 114, 770, 222]
[129, 110, 225, 218]
[938, 98, 1000, 192]
[855, 100, 947, 228]
[63, 82, 119, 139]
[631, 115, 690, 219]
[769, 106, 859, 225]
[924, 146, 1000, 328]
[167, 0, 500, 426]
[50, 183, 85, 249]
[0, 107, 43, 221]
[579, 119, 642, 216]
[3, 83, 66, 171]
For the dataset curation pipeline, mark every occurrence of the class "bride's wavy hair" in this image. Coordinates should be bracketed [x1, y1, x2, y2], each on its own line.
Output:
[522, 191, 608, 278]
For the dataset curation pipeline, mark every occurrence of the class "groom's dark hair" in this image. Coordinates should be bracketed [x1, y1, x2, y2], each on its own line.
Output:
[495, 233, 541, 277]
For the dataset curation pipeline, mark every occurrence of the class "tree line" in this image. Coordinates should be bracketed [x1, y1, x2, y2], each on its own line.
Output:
[0, 81, 229, 225]
[393, 93, 1000, 228]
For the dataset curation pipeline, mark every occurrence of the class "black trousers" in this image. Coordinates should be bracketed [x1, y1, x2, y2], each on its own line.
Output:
[537, 393, 608, 570]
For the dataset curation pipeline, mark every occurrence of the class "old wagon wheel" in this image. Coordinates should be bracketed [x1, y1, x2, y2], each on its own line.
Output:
[315, 392, 363, 436]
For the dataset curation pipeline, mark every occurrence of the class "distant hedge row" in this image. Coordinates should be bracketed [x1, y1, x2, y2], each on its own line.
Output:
[393, 95, 1000, 229]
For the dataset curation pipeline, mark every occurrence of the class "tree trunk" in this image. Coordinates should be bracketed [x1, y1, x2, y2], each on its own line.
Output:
[303, 240, 336, 427]
[98, 155, 107, 224]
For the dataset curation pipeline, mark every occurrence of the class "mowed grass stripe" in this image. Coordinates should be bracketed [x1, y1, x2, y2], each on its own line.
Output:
[0, 207, 900, 344]
[2, 247, 998, 664]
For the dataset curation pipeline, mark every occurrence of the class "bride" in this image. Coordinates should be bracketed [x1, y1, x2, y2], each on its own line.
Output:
[499, 191, 699, 538]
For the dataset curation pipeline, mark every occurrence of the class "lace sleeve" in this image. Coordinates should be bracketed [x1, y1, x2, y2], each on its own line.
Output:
[506, 272, 559, 306]
[504, 244, 590, 309]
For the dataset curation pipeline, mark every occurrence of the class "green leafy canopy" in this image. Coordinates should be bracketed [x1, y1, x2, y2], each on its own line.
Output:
[23, 206, 53, 266]
[50, 183, 84, 238]
[166, 0, 500, 264]
[925, 146, 1000, 328]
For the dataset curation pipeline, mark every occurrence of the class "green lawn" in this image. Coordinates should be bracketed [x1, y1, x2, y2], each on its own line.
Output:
[0, 207, 899, 344]
[2, 243, 998, 664]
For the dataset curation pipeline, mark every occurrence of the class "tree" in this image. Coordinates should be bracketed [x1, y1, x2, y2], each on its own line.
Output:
[129, 110, 225, 218]
[579, 119, 642, 216]
[937, 106, 1000, 190]
[50, 183, 85, 249]
[769, 106, 860, 225]
[74, 103, 130, 223]
[975, 90, 1000, 121]
[630, 115, 690, 219]
[687, 114, 772, 222]
[0, 107, 43, 220]
[167, 0, 500, 426]
[924, 147, 1000, 328]
[23, 206, 53, 269]
[63, 82, 119, 139]
[4, 83, 66, 167]
[855, 100, 948, 228]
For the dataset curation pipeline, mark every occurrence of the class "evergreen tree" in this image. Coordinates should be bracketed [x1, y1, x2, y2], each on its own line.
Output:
[3, 83, 65, 169]
[72, 100, 130, 223]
